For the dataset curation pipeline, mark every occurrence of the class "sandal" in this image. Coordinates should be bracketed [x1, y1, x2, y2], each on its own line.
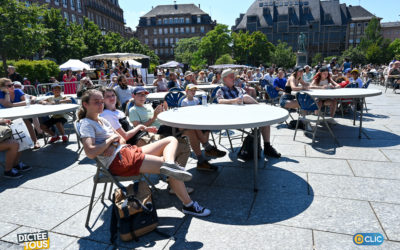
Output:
[33, 141, 41, 149]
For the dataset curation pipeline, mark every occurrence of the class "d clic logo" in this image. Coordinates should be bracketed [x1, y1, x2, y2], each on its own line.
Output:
[353, 233, 384, 246]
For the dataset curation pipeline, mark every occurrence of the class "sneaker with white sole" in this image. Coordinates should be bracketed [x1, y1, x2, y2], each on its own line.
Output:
[4, 168, 22, 179]
[182, 201, 211, 217]
[160, 163, 192, 182]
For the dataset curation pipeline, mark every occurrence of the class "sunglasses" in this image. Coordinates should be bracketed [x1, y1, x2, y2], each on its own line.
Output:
[5, 84, 13, 88]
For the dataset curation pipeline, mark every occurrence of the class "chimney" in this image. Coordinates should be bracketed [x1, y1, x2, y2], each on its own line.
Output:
[198, 4, 201, 8]
[151, 6, 153, 9]
[174, 1, 177, 9]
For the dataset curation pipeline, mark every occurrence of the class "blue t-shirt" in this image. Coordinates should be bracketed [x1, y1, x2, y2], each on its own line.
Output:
[273, 78, 287, 90]
[0, 89, 25, 108]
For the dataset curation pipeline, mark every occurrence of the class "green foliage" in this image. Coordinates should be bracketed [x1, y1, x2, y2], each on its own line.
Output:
[340, 46, 366, 65]
[120, 37, 159, 65]
[198, 24, 232, 65]
[149, 63, 157, 73]
[359, 17, 383, 51]
[232, 31, 273, 66]
[0, 0, 49, 75]
[174, 37, 202, 64]
[312, 53, 323, 66]
[82, 17, 104, 56]
[190, 52, 207, 71]
[215, 54, 235, 65]
[12, 60, 60, 83]
[365, 44, 383, 64]
[324, 56, 341, 65]
[102, 32, 125, 53]
[271, 41, 296, 68]
[389, 39, 400, 60]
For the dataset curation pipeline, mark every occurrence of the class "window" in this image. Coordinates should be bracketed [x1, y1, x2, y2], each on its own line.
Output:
[63, 12, 69, 25]
[356, 38, 360, 43]
[179, 17, 184, 23]
[164, 28, 168, 34]
[170, 27, 173, 34]
[169, 18, 173, 24]
[62, 0, 67, 8]
[197, 16, 201, 23]
[78, 17, 83, 25]
[157, 19, 162, 25]
[159, 28, 162, 34]
[54, 0, 59, 5]
[144, 38, 148, 45]
[154, 39, 158, 45]
[165, 38, 169, 46]
[77, 0, 81, 11]
[180, 27, 184, 33]
[175, 27, 179, 34]
[163, 18, 168, 24]
[185, 27, 190, 33]
[170, 38, 174, 44]
[174, 18, 178, 24]
[144, 29, 148, 36]
[153, 28, 157, 35]
[70, 0, 75, 10]
[71, 14, 76, 23]
[365, 22, 369, 27]
[350, 23, 355, 28]
[185, 17, 190, 24]
[45, 0, 50, 2]
[155, 49, 158, 55]
[147, 18, 151, 26]
[175, 38, 179, 43]
[200, 26, 205, 33]
[191, 26, 195, 33]
[349, 39, 353, 44]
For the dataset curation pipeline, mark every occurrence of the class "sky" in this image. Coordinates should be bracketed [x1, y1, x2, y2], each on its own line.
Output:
[120, 0, 400, 30]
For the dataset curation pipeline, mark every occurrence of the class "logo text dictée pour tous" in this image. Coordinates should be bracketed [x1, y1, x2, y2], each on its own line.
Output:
[17, 231, 50, 250]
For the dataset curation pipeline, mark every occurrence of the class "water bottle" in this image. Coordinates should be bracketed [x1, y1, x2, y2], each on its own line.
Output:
[239, 92, 244, 105]
[202, 94, 207, 106]
[25, 94, 31, 108]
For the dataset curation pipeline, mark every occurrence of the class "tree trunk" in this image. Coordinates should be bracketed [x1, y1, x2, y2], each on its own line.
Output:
[2, 56, 7, 77]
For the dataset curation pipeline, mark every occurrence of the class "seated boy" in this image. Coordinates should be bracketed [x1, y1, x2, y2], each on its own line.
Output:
[181, 84, 226, 171]
[39, 84, 72, 143]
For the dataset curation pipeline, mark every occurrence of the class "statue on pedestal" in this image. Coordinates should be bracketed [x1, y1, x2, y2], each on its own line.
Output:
[298, 32, 307, 53]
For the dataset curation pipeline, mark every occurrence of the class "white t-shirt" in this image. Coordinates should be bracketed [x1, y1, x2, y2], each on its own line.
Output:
[114, 85, 134, 104]
[181, 97, 200, 107]
[100, 109, 126, 130]
[79, 117, 123, 168]
[153, 78, 168, 92]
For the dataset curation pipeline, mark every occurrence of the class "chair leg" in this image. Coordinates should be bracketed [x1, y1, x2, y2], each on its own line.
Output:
[108, 182, 113, 201]
[293, 117, 301, 141]
[324, 120, 339, 145]
[85, 181, 99, 228]
[312, 115, 321, 144]
[218, 131, 222, 144]
[363, 98, 368, 113]
[101, 182, 107, 202]
[210, 132, 217, 148]
[226, 130, 234, 152]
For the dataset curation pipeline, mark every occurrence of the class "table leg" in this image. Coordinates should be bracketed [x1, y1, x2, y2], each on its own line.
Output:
[359, 98, 364, 139]
[253, 127, 258, 193]
[353, 99, 356, 126]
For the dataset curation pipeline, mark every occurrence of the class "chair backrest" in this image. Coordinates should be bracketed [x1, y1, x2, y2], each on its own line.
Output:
[296, 92, 318, 111]
[70, 97, 78, 104]
[169, 87, 183, 92]
[164, 92, 185, 108]
[45, 91, 54, 96]
[345, 82, 358, 88]
[265, 84, 279, 99]
[362, 79, 371, 89]
[210, 85, 221, 104]
[23, 85, 38, 96]
[74, 120, 82, 141]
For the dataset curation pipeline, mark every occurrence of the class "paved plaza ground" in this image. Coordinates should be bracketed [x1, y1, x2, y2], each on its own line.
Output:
[0, 84, 399, 249]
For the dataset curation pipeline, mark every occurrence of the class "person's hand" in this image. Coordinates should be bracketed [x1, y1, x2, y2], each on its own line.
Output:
[102, 145, 115, 157]
[154, 104, 163, 117]
[233, 98, 242, 104]
[109, 134, 120, 143]
[146, 126, 158, 133]
[302, 85, 309, 90]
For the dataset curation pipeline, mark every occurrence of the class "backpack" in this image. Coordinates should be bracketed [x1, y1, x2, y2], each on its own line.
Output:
[237, 131, 262, 161]
[288, 120, 306, 130]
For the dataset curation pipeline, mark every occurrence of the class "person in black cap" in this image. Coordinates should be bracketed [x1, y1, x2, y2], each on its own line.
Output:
[279, 67, 309, 110]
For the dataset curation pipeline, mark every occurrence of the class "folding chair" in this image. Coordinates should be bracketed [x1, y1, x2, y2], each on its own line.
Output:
[168, 87, 183, 92]
[362, 80, 372, 112]
[22, 85, 38, 96]
[265, 84, 280, 106]
[164, 91, 185, 108]
[74, 121, 150, 228]
[294, 92, 339, 145]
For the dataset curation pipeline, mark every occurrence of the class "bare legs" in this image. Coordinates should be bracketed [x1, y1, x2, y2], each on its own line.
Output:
[0, 140, 20, 171]
[24, 119, 39, 148]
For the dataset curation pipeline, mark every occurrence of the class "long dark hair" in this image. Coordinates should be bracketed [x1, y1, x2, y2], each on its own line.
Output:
[117, 75, 127, 89]
[77, 89, 102, 120]
[100, 87, 121, 110]
[313, 71, 332, 86]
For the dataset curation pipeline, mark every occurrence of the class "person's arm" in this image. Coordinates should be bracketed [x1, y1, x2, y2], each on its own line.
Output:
[130, 105, 162, 128]
[0, 91, 25, 108]
[60, 96, 72, 103]
[0, 119, 11, 125]
[81, 134, 120, 159]
[310, 79, 322, 89]
[330, 79, 341, 88]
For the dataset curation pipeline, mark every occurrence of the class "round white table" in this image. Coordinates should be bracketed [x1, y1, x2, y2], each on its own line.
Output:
[142, 86, 157, 92]
[0, 104, 80, 120]
[298, 88, 382, 138]
[146, 90, 207, 101]
[158, 104, 289, 191]
[195, 84, 220, 92]
[36, 94, 78, 102]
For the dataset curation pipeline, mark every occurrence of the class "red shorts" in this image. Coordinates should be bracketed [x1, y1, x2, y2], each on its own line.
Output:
[109, 145, 145, 177]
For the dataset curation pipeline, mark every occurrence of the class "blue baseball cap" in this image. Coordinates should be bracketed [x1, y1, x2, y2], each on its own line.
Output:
[344, 68, 352, 74]
[133, 86, 149, 95]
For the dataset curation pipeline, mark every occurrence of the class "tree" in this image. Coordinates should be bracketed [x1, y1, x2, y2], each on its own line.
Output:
[389, 39, 400, 60]
[271, 41, 296, 68]
[215, 54, 235, 65]
[247, 31, 274, 66]
[359, 17, 383, 51]
[64, 23, 87, 61]
[197, 24, 232, 65]
[365, 44, 383, 65]
[174, 37, 202, 64]
[232, 31, 251, 64]
[82, 17, 103, 57]
[312, 53, 323, 66]
[101, 32, 125, 53]
[340, 46, 366, 66]
[121, 37, 159, 65]
[0, 0, 49, 75]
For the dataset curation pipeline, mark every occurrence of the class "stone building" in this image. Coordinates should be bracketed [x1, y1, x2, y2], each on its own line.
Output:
[381, 22, 400, 42]
[28, 0, 127, 36]
[136, 3, 216, 62]
[233, 0, 377, 60]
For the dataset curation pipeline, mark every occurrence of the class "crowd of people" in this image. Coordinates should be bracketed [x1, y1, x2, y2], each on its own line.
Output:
[1, 56, 399, 216]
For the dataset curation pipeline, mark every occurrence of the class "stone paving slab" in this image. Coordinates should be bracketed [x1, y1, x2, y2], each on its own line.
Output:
[348, 160, 400, 180]
[0, 222, 19, 238]
[371, 202, 400, 241]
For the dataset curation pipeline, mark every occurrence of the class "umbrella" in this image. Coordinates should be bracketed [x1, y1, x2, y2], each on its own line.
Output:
[59, 59, 90, 71]
[82, 53, 150, 62]
[209, 64, 249, 70]
[158, 61, 184, 69]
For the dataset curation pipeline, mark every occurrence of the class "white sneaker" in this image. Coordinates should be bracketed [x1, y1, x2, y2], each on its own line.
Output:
[182, 201, 211, 217]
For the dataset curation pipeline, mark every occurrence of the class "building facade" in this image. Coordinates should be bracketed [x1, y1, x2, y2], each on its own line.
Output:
[28, 0, 126, 36]
[233, 0, 376, 60]
[381, 22, 400, 42]
[136, 4, 216, 62]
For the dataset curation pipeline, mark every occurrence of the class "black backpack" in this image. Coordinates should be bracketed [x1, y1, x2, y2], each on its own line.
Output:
[237, 132, 262, 161]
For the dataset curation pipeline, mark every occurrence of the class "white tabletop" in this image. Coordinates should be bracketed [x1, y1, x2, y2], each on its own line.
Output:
[36, 94, 78, 102]
[296, 88, 382, 99]
[142, 86, 157, 90]
[146, 90, 206, 101]
[158, 104, 289, 130]
[0, 104, 80, 120]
